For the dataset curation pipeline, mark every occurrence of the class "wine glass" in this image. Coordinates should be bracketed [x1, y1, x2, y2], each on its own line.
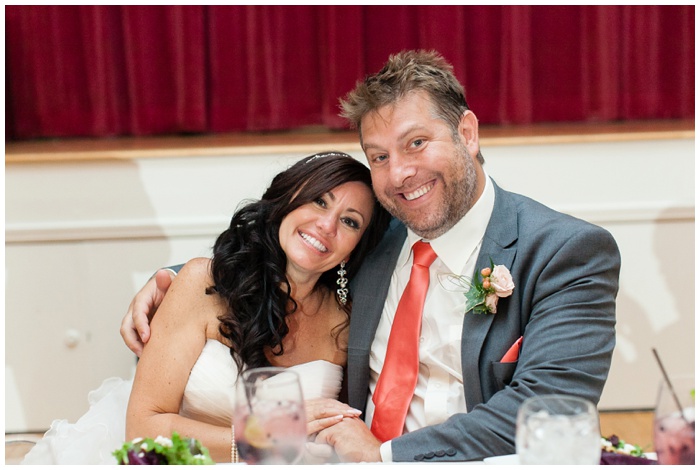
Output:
[516, 394, 601, 464]
[653, 374, 695, 465]
[233, 367, 307, 464]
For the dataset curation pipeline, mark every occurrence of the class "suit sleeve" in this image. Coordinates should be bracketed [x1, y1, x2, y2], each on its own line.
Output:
[164, 264, 184, 275]
[390, 223, 621, 462]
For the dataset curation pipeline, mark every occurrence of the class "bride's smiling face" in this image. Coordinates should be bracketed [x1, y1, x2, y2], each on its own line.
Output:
[279, 181, 375, 277]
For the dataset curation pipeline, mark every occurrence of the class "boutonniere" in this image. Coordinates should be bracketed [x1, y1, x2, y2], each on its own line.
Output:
[463, 262, 515, 314]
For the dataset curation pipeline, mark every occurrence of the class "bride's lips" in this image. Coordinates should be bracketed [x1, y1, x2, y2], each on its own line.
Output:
[299, 230, 329, 253]
[400, 181, 435, 201]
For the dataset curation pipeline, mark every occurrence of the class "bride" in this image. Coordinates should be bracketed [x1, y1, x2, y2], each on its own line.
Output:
[22, 152, 390, 464]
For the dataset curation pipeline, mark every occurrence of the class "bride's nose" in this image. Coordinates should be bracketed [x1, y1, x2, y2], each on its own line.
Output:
[316, 213, 337, 236]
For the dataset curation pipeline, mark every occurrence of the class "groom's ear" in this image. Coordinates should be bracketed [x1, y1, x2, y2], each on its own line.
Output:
[458, 110, 480, 160]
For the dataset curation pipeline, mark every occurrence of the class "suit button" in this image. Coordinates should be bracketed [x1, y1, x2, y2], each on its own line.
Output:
[435, 450, 446, 457]
[413, 454, 425, 461]
[424, 452, 435, 459]
[446, 448, 457, 456]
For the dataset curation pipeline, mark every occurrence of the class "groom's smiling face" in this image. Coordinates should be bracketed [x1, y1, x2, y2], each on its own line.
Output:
[360, 91, 482, 240]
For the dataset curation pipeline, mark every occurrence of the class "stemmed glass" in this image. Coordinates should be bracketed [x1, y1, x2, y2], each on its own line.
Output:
[516, 394, 601, 464]
[653, 374, 695, 465]
[233, 367, 307, 464]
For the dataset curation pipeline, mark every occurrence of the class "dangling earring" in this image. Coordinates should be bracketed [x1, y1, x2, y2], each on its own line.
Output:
[337, 261, 348, 305]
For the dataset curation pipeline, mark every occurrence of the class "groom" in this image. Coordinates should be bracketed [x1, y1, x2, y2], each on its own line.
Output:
[121, 50, 620, 462]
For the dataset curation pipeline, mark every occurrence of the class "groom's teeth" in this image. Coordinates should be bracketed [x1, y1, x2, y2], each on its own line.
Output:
[300, 232, 328, 252]
[405, 183, 433, 201]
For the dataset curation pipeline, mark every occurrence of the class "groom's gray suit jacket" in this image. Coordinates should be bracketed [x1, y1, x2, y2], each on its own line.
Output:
[347, 179, 620, 462]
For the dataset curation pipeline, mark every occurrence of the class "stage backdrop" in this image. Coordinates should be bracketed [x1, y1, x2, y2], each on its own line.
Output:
[5, 5, 694, 141]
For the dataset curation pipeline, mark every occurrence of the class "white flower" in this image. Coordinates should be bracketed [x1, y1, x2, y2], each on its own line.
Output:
[154, 435, 173, 447]
[490, 265, 515, 298]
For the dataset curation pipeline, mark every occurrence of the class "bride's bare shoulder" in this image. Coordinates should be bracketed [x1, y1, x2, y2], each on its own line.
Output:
[166, 258, 213, 294]
[178, 257, 212, 280]
[167, 258, 231, 344]
[160, 258, 222, 321]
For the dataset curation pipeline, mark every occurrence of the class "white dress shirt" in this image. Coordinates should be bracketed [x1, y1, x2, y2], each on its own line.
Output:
[366, 174, 495, 461]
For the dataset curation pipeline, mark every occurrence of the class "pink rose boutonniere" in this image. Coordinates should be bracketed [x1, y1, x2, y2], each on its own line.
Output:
[464, 263, 515, 314]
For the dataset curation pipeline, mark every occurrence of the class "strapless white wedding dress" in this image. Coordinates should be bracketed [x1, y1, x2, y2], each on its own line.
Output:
[22, 339, 343, 464]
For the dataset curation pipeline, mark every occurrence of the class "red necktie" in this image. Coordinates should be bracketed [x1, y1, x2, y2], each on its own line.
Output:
[371, 241, 437, 442]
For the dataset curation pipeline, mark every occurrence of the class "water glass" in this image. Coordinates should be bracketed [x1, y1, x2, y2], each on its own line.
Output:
[653, 375, 695, 465]
[233, 367, 307, 464]
[516, 394, 601, 464]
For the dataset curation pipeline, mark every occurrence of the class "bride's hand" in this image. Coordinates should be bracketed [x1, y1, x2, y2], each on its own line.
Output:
[304, 398, 362, 435]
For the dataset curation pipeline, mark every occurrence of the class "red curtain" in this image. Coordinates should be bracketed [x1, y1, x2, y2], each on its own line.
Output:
[5, 5, 694, 141]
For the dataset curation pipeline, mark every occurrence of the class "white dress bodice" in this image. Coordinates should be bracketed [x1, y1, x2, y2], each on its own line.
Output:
[180, 339, 343, 426]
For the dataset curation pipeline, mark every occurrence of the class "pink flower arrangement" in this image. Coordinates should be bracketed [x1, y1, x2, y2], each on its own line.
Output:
[464, 263, 514, 314]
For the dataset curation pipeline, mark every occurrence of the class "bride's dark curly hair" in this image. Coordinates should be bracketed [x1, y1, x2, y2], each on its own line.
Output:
[208, 152, 390, 373]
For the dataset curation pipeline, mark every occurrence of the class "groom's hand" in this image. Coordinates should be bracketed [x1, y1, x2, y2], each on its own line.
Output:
[302, 399, 363, 464]
[120, 269, 174, 356]
[303, 442, 336, 464]
[315, 417, 382, 462]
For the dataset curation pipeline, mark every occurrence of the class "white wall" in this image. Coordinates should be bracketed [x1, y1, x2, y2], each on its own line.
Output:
[5, 136, 694, 431]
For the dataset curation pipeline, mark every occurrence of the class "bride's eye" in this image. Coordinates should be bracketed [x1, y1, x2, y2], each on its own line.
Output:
[314, 197, 327, 208]
[341, 217, 360, 230]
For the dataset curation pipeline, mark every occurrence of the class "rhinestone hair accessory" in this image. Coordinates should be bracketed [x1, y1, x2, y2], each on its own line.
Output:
[305, 151, 352, 163]
[336, 261, 348, 305]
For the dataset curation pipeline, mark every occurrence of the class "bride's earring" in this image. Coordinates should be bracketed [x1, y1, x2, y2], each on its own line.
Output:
[337, 261, 348, 305]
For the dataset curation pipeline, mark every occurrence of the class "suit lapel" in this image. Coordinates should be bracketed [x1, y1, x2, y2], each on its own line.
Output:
[347, 219, 407, 409]
[461, 180, 518, 410]
[349, 219, 407, 351]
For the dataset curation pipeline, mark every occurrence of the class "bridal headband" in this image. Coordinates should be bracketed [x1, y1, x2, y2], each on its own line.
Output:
[305, 151, 352, 163]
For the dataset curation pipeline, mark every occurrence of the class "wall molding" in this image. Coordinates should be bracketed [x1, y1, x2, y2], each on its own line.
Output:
[6, 203, 694, 243]
[6, 121, 693, 164]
